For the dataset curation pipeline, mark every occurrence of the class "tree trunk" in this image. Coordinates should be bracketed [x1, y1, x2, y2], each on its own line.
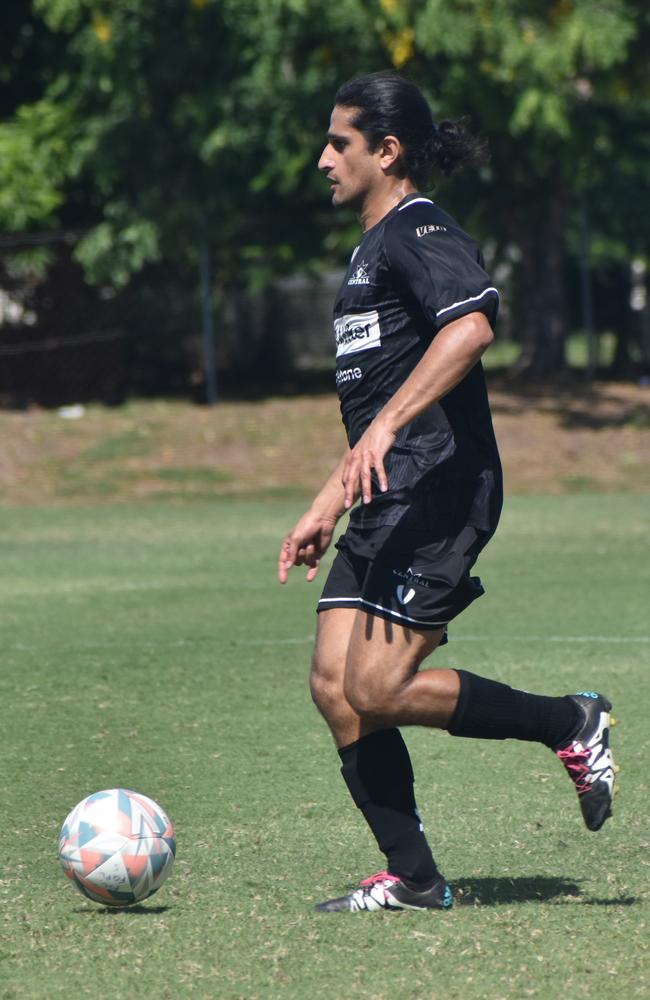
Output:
[610, 314, 634, 376]
[608, 261, 650, 377]
[508, 189, 570, 376]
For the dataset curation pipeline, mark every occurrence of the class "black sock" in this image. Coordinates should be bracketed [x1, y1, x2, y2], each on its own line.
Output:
[338, 728, 438, 886]
[447, 670, 580, 748]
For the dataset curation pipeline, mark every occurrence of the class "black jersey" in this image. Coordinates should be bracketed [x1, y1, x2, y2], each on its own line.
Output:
[333, 193, 502, 533]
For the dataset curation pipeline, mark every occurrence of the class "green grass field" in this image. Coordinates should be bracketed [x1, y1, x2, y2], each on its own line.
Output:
[1, 496, 648, 999]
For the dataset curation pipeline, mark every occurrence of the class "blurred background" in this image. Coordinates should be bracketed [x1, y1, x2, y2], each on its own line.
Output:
[0, 1, 649, 504]
[2, 0, 650, 401]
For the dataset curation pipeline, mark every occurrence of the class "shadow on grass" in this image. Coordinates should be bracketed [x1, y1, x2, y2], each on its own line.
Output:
[454, 876, 637, 907]
[574, 897, 638, 906]
[73, 904, 171, 916]
[485, 372, 650, 430]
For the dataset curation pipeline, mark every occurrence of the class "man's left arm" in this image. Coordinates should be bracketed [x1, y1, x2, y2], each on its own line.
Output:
[341, 310, 493, 509]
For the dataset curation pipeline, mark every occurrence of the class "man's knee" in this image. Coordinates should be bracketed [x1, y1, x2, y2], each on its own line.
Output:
[310, 650, 345, 715]
[343, 664, 394, 720]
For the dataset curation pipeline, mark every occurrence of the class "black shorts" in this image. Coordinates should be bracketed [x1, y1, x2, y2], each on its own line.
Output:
[317, 485, 494, 632]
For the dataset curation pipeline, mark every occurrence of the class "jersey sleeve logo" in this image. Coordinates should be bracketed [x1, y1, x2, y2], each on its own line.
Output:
[334, 311, 382, 357]
[416, 224, 447, 237]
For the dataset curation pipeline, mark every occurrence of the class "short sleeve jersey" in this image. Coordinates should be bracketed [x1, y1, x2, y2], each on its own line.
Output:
[333, 193, 502, 532]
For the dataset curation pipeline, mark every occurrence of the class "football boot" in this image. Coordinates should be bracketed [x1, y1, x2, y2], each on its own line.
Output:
[315, 870, 453, 912]
[555, 692, 616, 831]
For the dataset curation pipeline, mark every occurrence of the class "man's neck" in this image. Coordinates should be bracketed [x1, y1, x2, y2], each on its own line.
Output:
[359, 179, 418, 232]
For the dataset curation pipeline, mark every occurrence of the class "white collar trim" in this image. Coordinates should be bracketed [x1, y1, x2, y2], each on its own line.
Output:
[398, 197, 434, 211]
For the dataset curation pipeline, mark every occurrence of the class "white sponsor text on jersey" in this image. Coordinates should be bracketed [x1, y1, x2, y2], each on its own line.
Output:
[334, 311, 382, 358]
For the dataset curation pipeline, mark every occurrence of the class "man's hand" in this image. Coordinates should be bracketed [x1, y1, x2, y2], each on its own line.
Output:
[341, 415, 396, 509]
[278, 511, 339, 584]
[340, 312, 494, 507]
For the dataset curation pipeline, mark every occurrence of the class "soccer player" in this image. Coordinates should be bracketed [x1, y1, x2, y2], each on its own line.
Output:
[278, 72, 615, 913]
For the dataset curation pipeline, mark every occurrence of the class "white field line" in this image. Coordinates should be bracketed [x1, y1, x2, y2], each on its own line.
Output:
[240, 634, 650, 646]
[7, 635, 649, 654]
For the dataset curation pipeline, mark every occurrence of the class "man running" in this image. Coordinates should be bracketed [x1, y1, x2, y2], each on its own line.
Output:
[278, 71, 615, 913]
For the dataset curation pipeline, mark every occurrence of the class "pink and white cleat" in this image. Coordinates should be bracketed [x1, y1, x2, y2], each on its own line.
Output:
[315, 870, 453, 912]
[556, 692, 616, 831]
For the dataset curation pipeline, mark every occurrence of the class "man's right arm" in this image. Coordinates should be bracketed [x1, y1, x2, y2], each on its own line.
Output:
[277, 449, 353, 584]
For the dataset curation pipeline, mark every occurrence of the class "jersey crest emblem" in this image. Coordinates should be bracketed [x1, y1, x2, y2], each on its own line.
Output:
[348, 260, 371, 285]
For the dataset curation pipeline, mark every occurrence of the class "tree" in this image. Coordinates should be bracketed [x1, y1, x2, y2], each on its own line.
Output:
[11, 0, 383, 287]
[396, 0, 650, 373]
[2, 0, 649, 383]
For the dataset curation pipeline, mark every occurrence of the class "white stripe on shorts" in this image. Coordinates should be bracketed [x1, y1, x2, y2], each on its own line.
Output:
[318, 596, 361, 605]
[359, 598, 448, 627]
[318, 594, 447, 628]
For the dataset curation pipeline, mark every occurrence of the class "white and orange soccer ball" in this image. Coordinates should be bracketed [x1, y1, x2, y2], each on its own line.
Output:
[58, 788, 176, 906]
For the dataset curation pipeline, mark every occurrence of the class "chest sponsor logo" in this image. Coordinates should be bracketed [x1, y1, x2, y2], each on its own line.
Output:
[348, 260, 371, 285]
[416, 224, 447, 237]
[335, 366, 363, 387]
[334, 310, 382, 358]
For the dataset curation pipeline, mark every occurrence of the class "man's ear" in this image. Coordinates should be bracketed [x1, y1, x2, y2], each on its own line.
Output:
[378, 134, 402, 173]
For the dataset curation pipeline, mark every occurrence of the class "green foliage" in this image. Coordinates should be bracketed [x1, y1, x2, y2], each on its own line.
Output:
[1, 0, 649, 373]
[2, 245, 55, 281]
[0, 101, 69, 229]
[32, 0, 90, 32]
[75, 211, 160, 287]
[6, 2, 648, 245]
[403, 1, 647, 188]
[392, 0, 650, 370]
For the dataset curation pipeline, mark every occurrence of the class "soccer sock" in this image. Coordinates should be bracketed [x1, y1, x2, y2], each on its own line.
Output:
[447, 669, 580, 749]
[338, 728, 439, 887]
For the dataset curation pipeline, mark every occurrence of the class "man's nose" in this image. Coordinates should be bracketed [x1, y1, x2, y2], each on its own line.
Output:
[318, 146, 333, 172]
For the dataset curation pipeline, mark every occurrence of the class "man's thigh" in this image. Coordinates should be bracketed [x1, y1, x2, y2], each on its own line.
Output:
[311, 606, 447, 743]
[312, 605, 445, 688]
[344, 611, 446, 709]
[310, 607, 362, 746]
[312, 606, 358, 688]
[315, 526, 452, 705]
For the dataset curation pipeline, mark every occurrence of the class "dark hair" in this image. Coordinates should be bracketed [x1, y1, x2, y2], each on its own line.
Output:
[334, 71, 488, 186]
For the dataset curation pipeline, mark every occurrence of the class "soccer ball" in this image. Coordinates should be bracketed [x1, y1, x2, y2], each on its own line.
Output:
[58, 788, 176, 906]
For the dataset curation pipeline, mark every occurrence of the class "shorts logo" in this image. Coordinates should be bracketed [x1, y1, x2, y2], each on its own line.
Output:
[392, 566, 435, 590]
[334, 311, 381, 358]
[348, 260, 371, 285]
[396, 585, 416, 605]
[416, 224, 447, 237]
